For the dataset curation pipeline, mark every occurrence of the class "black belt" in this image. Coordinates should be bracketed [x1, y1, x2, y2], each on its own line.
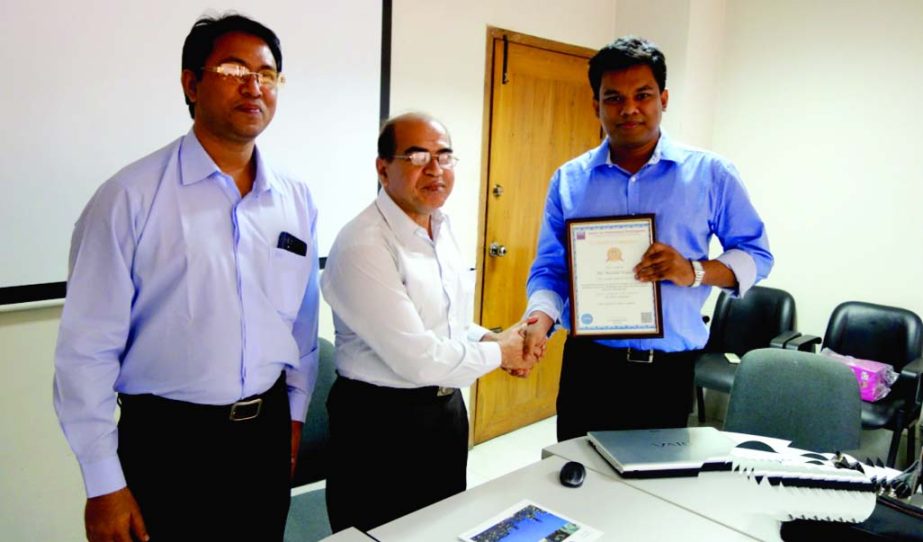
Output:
[336, 375, 457, 400]
[118, 373, 285, 422]
[604, 347, 700, 364]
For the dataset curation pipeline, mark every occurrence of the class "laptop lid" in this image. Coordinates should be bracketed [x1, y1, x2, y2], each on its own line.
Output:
[587, 427, 734, 478]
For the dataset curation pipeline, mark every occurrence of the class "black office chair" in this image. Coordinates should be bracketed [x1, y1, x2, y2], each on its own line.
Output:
[724, 348, 862, 452]
[286, 337, 336, 542]
[787, 302, 923, 467]
[694, 286, 798, 422]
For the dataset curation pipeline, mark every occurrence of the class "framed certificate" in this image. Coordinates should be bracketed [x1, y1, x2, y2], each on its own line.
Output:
[565, 214, 663, 338]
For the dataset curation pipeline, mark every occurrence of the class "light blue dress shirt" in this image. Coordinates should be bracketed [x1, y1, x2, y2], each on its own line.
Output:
[53, 130, 320, 498]
[527, 133, 773, 352]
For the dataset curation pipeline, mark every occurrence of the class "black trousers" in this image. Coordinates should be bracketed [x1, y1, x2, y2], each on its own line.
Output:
[117, 375, 291, 542]
[325, 376, 468, 533]
[556, 337, 699, 442]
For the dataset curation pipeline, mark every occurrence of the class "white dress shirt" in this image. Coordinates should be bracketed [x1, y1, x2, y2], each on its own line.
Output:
[321, 189, 500, 388]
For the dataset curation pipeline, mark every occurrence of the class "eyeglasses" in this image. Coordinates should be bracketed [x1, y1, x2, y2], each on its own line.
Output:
[393, 151, 459, 169]
[203, 63, 286, 89]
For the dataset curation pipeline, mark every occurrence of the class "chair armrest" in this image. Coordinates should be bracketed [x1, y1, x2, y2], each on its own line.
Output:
[899, 356, 923, 405]
[785, 334, 822, 352]
[770, 330, 801, 349]
[900, 356, 923, 379]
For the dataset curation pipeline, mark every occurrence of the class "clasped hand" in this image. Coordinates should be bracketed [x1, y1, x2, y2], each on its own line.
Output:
[496, 312, 555, 378]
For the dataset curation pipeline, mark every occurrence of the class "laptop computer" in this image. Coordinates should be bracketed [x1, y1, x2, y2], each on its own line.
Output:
[587, 427, 734, 478]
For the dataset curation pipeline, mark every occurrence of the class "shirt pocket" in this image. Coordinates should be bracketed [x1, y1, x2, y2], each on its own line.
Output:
[268, 247, 310, 320]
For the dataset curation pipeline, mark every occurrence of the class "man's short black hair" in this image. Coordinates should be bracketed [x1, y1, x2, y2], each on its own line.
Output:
[588, 36, 666, 100]
[181, 13, 282, 118]
[377, 119, 400, 161]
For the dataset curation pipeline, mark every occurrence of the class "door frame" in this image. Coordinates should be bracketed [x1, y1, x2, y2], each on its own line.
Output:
[469, 27, 597, 447]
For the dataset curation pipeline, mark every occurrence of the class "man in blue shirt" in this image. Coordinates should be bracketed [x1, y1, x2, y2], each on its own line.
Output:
[53, 14, 319, 541]
[524, 36, 773, 441]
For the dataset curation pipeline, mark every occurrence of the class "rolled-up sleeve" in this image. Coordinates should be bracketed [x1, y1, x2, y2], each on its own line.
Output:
[712, 163, 773, 297]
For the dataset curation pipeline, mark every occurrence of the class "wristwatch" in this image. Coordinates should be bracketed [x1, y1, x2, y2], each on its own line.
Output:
[689, 259, 705, 288]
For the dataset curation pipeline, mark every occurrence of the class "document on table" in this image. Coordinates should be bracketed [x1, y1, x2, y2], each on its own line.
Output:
[458, 500, 602, 542]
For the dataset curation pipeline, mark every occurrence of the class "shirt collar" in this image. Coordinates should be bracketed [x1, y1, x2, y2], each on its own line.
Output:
[375, 188, 446, 243]
[590, 130, 683, 171]
[179, 128, 273, 194]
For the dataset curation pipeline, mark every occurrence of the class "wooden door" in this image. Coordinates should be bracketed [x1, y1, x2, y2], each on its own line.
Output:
[471, 30, 601, 444]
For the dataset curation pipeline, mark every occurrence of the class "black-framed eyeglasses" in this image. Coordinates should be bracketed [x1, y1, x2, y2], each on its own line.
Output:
[393, 151, 459, 169]
[202, 62, 286, 89]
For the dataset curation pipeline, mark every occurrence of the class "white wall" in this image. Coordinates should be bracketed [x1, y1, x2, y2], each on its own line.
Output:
[0, 306, 83, 540]
[709, 0, 923, 334]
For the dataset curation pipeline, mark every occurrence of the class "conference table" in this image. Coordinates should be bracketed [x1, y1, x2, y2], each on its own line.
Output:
[541, 434, 790, 541]
[320, 431, 868, 541]
[363, 453, 763, 541]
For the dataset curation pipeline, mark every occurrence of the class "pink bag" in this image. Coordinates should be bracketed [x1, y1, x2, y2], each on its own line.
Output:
[821, 348, 898, 402]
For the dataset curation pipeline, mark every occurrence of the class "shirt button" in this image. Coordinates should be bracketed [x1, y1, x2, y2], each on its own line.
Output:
[629, 176, 637, 183]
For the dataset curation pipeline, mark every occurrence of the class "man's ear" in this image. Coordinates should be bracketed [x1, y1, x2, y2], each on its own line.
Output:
[592, 99, 600, 118]
[181, 70, 198, 107]
[660, 88, 669, 111]
[375, 157, 389, 188]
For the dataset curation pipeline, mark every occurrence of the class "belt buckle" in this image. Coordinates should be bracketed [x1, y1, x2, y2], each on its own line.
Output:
[229, 398, 262, 421]
[436, 387, 456, 397]
[626, 348, 654, 364]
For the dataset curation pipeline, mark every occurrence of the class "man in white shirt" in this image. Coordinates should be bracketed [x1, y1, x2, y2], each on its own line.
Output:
[321, 113, 534, 532]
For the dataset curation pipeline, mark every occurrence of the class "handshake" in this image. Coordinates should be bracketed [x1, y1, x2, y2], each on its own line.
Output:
[491, 311, 555, 378]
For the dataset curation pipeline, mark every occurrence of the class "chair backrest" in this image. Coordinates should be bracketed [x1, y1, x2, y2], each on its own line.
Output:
[823, 301, 923, 372]
[292, 336, 336, 487]
[706, 286, 796, 355]
[725, 348, 861, 452]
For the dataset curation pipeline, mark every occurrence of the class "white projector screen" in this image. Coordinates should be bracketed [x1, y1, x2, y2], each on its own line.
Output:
[0, 1, 383, 299]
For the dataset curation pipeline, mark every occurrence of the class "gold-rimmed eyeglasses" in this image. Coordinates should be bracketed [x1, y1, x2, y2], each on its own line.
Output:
[203, 63, 286, 90]
[393, 151, 459, 169]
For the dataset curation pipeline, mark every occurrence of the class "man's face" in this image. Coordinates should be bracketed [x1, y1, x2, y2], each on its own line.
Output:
[593, 64, 669, 152]
[182, 32, 278, 144]
[376, 119, 454, 228]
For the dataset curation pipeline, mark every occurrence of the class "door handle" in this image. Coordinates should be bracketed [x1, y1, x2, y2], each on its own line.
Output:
[489, 242, 508, 257]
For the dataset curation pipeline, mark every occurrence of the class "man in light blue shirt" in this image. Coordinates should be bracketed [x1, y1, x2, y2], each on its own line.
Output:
[53, 14, 319, 541]
[524, 36, 773, 441]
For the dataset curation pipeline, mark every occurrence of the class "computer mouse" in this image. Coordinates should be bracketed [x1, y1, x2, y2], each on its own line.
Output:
[559, 461, 586, 488]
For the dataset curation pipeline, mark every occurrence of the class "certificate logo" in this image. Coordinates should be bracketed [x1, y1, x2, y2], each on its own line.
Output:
[580, 313, 593, 325]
